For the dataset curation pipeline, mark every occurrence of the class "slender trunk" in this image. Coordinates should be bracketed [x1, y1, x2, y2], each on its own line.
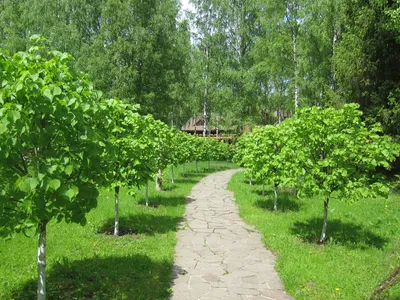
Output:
[278, 86, 283, 124]
[37, 220, 47, 300]
[262, 180, 265, 197]
[171, 166, 174, 184]
[208, 160, 210, 169]
[145, 182, 149, 207]
[203, 45, 208, 137]
[114, 186, 120, 236]
[182, 163, 185, 177]
[331, 26, 340, 91]
[196, 161, 198, 173]
[273, 184, 278, 211]
[249, 177, 252, 185]
[320, 197, 329, 243]
[293, 32, 299, 109]
[203, 90, 207, 137]
[156, 169, 162, 191]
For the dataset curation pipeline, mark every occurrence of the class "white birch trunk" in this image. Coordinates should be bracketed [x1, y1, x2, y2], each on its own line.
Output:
[331, 26, 340, 91]
[156, 169, 162, 191]
[114, 186, 120, 236]
[203, 45, 209, 137]
[273, 184, 278, 211]
[37, 221, 47, 300]
[203, 88, 207, 137]
[320, 197, 329, 243]
[249, 177, 252, 185]
[278, 86, 283, 124]
[145, 182, 149, 207]
[293, 32, 299, 109]
[171, 166, 174, 184]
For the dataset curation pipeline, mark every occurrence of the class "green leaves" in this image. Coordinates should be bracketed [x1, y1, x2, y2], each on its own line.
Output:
[48, 179, 61, 191]
[0, 41, 116, 237]
[237, 103, 400, 201]
[18, 178, 38, 193]
[64, 165, 73, 176]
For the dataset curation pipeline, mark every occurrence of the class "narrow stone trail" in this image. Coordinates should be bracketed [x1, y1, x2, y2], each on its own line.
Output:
[170, 169, 294, 300]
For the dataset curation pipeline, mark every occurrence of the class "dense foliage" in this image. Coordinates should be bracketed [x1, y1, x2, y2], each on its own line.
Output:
[0, 0, 191, 124]
[1, 1, 399, 137]
[235, 104, 400, 241]
[0, 41, 234, 298]
[187, 0, 400, 137]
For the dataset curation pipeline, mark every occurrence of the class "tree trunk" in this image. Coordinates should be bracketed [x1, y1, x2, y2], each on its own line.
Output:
[114, 186, 120, 236]
[278, 85, 283, 124]
[156, 169, 162, 191]
[273, 184, 278, 211]
[145, 182, 149, 207]
[331, 26, 340, 91]
[203, 45, 209, 137]
[171, 166, 174, 184]
[293, 31, 299, 109]
[320, 197, 329, 243]
[182, 163, 185, 177]
[208, 160, 210, 169]
[37, 220, 47, 300]
[249, 177, 252, 185]
[196, 161, 198, 173]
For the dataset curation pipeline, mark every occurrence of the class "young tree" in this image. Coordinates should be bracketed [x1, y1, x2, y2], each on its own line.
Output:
[285, 104, 400, 242]
[104, 99, 156, 235]
[251, 125, 291, 210]
[0, 37, 113, 299]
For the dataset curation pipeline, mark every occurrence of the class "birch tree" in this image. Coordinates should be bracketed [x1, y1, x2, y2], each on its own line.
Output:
[0, 38, 114, 299]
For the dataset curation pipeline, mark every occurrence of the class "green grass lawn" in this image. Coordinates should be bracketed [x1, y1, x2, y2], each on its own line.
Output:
[0, 161, 237, 300]
[228, 171, 400, 300]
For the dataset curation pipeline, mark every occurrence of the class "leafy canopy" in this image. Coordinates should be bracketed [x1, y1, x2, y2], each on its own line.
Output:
[0, 36, 113, 237]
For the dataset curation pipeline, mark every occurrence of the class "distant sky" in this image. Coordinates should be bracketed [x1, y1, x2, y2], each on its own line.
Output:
[180, 0, 195, 13]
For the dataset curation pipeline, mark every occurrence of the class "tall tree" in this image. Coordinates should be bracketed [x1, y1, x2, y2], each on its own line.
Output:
[333, 0, 400, 136]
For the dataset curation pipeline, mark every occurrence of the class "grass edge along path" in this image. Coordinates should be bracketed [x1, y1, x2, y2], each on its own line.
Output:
[228, 171, 400, 300]
[0, 161, 237, 300]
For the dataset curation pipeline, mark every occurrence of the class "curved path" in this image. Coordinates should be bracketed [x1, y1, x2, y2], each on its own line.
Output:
[170, 169, 294, 300]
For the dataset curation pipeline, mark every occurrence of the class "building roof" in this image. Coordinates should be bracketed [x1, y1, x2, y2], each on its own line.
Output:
[181, 117, 204, 132]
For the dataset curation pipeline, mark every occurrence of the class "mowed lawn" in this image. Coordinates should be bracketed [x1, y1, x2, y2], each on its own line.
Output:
[228, 171, 400, 300]
[0, 162, 236, 299]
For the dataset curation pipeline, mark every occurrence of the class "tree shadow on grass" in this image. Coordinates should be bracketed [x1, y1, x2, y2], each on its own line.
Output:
[171, 178, 199, 184]
[254, 191, 301, 212]
[98, 213, 181, 236]
[290, 217, 388, 249]
[11, 255, 172, 300]
[136, 191, 195, 207]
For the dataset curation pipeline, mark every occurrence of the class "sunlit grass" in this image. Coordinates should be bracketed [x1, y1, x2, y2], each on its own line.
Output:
[228, 171, 400, 300]
[0, 161, 237, 299]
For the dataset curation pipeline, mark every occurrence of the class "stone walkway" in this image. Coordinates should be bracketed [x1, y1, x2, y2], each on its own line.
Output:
[170, 169, 294, 300]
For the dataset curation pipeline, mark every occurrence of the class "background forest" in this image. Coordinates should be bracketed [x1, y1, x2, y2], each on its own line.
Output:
[1, 0, 400, 136]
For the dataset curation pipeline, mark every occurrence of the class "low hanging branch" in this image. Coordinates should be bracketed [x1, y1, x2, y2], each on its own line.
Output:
[370, 265, 400, 299]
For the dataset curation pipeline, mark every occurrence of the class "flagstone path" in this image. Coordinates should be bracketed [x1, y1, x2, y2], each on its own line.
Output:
[170, 169, 294, 300]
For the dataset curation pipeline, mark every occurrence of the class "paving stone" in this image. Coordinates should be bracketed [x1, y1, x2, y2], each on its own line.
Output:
[169, 169, 294, 300]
